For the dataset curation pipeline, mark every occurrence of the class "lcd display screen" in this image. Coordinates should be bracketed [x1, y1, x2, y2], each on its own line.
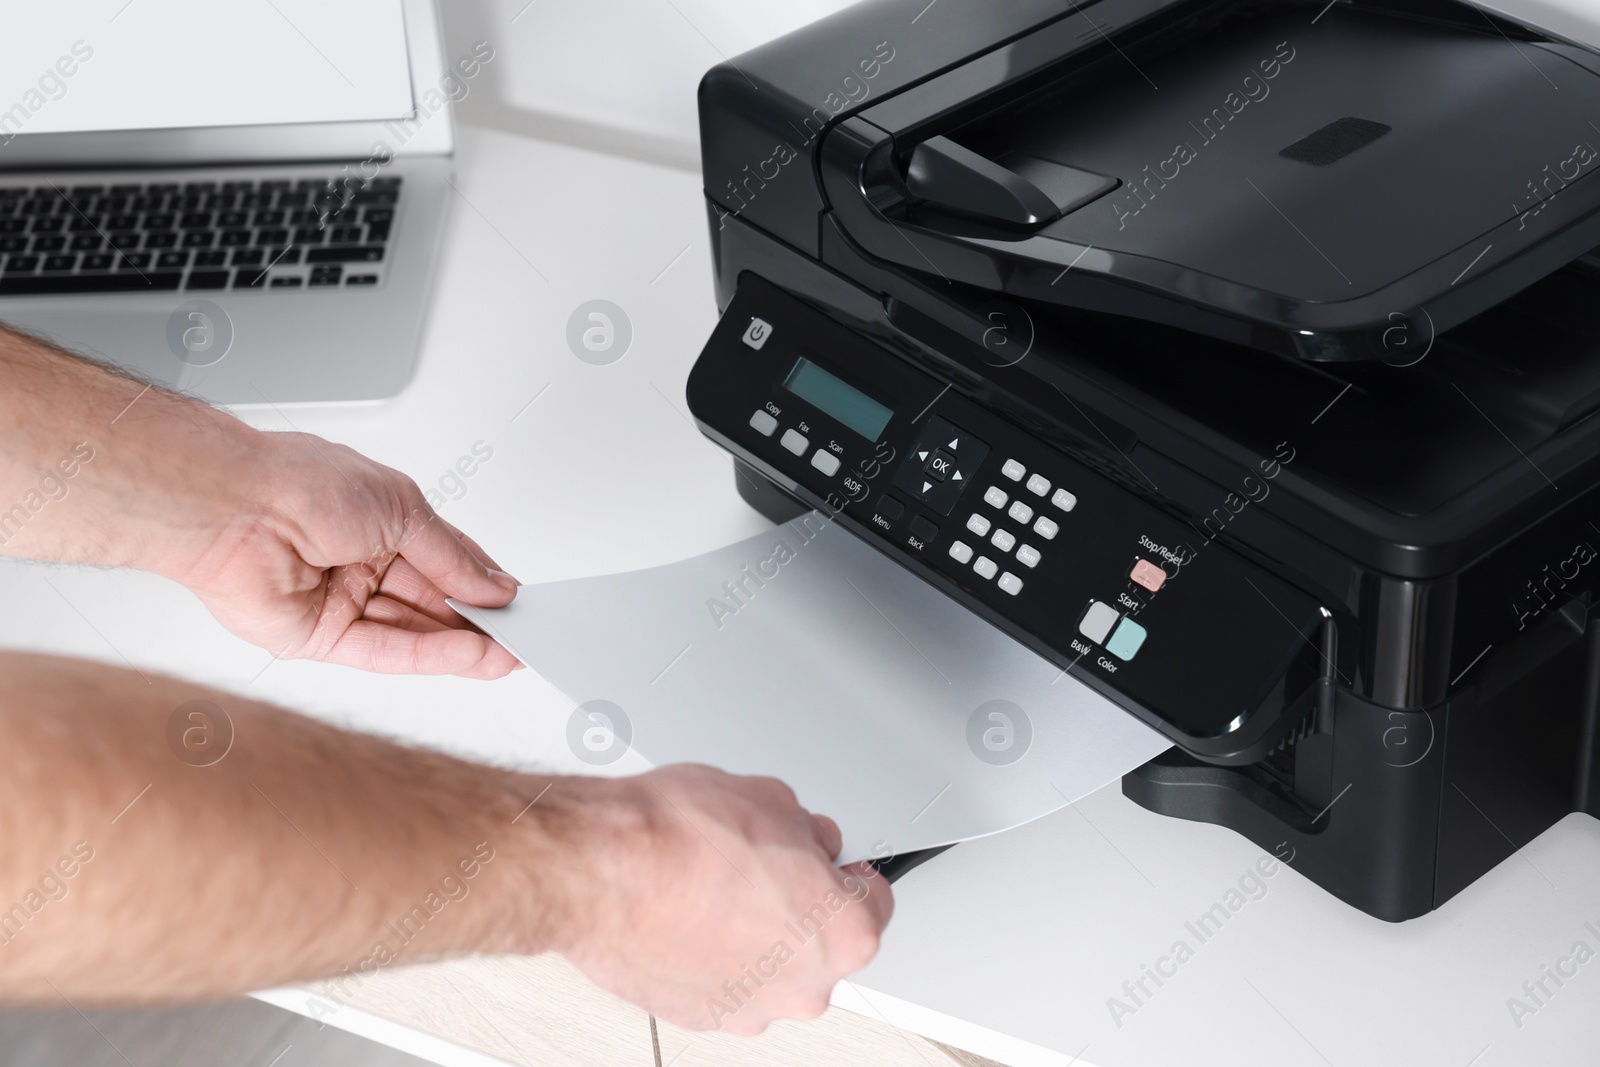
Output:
[782, 358, 894, 441]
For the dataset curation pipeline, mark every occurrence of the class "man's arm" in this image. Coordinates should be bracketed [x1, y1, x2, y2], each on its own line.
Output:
[0, 329, 895, 1029]
[0, 652, 890, 1035]
[0, 326, 520, 677]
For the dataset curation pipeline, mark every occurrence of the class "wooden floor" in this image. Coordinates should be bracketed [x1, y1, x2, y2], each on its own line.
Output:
[313, 953, 1007, 1067]
[0, 959, 1009, 1067]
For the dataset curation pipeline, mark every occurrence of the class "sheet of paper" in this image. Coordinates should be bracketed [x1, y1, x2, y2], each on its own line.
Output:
[452, 513, 1170, 865]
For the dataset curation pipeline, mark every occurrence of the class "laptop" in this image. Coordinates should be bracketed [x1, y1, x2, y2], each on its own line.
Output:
[0, 0, 455, 405]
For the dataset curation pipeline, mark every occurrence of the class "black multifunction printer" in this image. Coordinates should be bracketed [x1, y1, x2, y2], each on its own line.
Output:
[685, 0, 1600, 920]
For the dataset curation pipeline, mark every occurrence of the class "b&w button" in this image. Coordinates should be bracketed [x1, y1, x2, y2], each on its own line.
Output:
[1001, 459, 1026, 482]
[1079, 601, 1119, 644]
[974, 556, 998, 580]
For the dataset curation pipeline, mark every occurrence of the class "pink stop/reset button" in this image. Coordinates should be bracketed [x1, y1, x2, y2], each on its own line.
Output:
[1130, 558, 1167, 593]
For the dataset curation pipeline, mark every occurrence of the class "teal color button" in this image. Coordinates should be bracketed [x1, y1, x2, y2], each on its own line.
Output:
[1106, 618, 1147, 661]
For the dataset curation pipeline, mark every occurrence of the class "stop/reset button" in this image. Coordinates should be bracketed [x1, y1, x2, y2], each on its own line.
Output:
[1130, 558, 1167, 592]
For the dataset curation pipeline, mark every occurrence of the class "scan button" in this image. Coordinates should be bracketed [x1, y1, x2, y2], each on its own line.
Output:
[811, 450, 841, 477]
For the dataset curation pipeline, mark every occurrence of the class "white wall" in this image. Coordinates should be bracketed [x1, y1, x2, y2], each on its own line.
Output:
[439, 0, 858, 167]
[438, 0, 1600, 170]
[1482, 0, 1600, 50]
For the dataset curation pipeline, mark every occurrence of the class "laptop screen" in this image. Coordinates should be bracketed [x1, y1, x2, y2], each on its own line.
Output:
[0, 0, 415, 137]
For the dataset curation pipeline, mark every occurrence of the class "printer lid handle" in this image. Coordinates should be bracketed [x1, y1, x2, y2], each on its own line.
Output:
[904, 136, 1124, 230]
[905, 136, 1060, 228]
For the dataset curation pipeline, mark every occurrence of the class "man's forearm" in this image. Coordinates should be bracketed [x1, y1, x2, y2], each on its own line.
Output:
[0, 651, 565, 1003]
[0, 333, 892, 1030]
[0, 326, 258, 578]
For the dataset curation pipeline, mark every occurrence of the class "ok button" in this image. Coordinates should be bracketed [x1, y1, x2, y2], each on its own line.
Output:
[925, 448, 957, 482]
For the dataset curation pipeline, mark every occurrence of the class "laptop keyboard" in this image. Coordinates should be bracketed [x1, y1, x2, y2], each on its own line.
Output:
[0, 174, 400, 295]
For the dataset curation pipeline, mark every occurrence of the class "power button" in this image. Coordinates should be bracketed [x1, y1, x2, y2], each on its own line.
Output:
[742, 318, 774, 350]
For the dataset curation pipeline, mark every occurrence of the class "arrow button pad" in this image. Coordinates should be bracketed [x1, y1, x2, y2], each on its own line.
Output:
[891, 416, 989, 516]
[925, 448, 958, 482]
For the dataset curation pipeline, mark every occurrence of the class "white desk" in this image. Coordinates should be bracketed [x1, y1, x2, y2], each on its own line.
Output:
[4, 124, 1598, 1067]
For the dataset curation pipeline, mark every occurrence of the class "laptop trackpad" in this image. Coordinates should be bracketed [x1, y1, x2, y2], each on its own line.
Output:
[1, 302, 187, 389]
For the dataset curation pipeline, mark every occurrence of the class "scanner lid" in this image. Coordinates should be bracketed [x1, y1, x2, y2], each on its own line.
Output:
[825, 0, 1600, 362]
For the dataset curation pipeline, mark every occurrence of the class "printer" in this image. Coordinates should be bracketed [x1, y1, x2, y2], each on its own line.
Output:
[685, 0, 1600, 921]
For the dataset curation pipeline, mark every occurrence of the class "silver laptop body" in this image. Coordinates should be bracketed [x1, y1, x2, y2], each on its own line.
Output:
[0, 0, 454, 405]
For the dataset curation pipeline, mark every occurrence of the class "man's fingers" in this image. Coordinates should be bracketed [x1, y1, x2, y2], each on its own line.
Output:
[810, 814, 843, 861]
[362, 593, 453, 633]
[437, 516, 511, 575]
[374, 557, 471, 628]
[394, 507, 518, 608]
[316, 619, 520, 679]
[839, 860, 894, 931]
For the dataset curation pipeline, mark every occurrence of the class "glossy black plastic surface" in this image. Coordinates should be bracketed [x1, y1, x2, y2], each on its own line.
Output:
[904, 137, 1063, 226]
[1130, 614, 1600, 922]
[696, 0, 1102, 256]
[821, 0, 1600, 361]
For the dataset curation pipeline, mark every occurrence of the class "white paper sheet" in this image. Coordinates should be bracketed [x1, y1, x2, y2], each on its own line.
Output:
[452, 513, 1170, 865]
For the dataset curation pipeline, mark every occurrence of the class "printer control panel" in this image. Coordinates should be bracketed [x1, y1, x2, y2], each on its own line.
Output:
[883, 413, 1168, 681]
[686, 276, 1326, 758]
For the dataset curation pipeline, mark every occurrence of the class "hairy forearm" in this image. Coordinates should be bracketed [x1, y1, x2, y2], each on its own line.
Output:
[0, 652, 570, 1003]
[0, 326, 260, 577]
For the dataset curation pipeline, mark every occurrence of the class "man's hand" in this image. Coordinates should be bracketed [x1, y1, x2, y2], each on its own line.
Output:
[167, 430, 522, 679]
[540, 765, 894, 1035]
[0, 656, 894, 1029]
[0, 326, 520, 679]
